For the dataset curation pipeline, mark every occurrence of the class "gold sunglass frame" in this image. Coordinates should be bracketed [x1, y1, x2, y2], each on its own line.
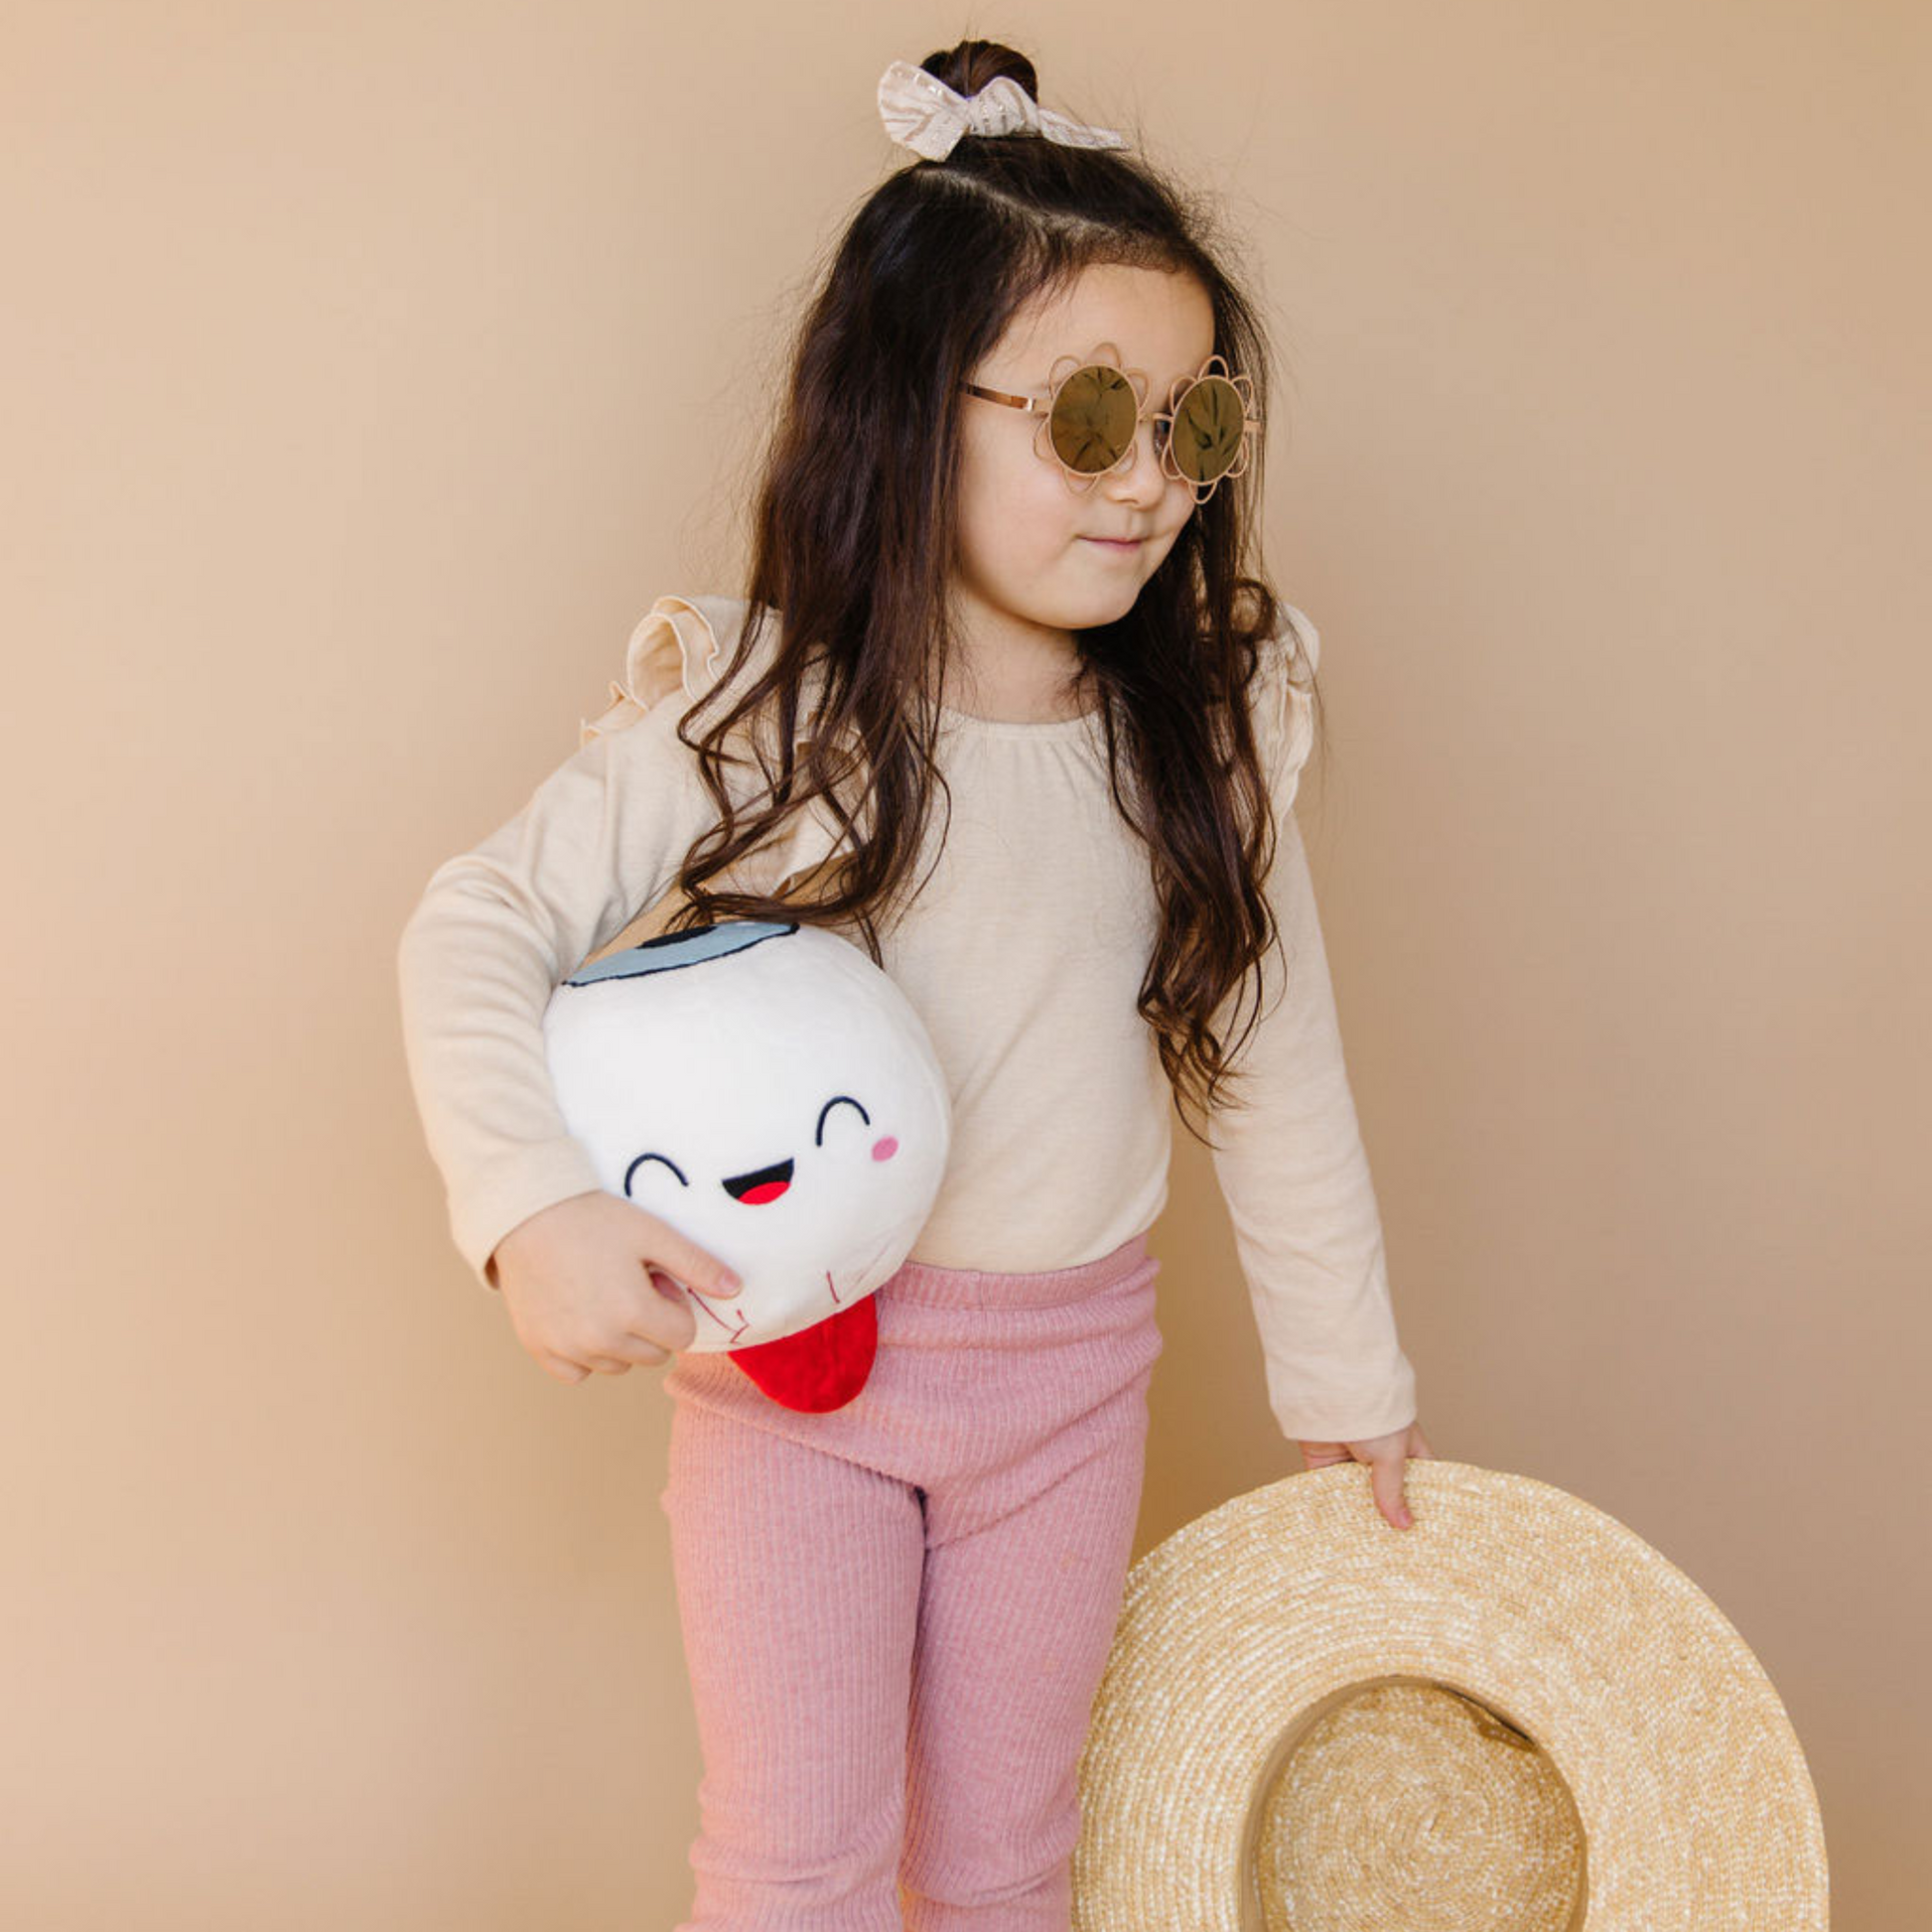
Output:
[960, 342, 1261, 505]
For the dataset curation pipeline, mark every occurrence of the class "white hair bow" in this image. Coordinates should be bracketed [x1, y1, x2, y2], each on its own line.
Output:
[876, 58, 1127, 162]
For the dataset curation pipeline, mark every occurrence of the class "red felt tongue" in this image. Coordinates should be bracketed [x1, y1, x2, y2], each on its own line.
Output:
[727, 1295, 878, 1413]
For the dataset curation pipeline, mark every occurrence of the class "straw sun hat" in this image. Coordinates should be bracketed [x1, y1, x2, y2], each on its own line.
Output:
[1072, 1458, 1828, 1930]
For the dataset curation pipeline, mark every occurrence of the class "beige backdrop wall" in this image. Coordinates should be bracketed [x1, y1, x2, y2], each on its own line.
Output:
[5, 2, 1924, 1926]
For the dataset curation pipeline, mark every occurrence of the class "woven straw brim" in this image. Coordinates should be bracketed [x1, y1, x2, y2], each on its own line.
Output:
[1073, 1459, 1827, 1930]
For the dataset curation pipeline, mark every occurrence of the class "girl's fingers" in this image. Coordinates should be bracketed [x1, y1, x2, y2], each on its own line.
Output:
[1371, 1451, 1415, 1529]
[540, 1348, 675, 1380]
[1296, 1432, 1433, 1528]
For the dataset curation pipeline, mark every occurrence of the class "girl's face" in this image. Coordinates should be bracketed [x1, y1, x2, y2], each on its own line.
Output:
[951, 262, 1217, 659]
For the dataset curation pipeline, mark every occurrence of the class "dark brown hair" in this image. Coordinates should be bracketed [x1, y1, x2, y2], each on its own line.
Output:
[657, 38, 1319, 1148]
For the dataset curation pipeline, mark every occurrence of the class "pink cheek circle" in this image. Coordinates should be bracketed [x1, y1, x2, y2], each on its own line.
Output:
[872, 1136, 898, 1162]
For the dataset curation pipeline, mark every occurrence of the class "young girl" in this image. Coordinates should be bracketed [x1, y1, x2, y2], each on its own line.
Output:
[398, 40, 1436, 1929]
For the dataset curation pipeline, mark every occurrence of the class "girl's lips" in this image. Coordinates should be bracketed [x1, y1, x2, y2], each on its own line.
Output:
[1082, 536, 1145, 552]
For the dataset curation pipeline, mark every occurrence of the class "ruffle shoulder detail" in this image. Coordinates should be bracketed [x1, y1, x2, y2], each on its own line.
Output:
[579, 592, 776, 747]
[1252, 600, 1320, 813]
[577, 593, 858, 900]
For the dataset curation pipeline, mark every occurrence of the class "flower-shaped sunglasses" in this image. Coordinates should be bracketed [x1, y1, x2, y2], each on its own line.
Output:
[961, 342, 1260, 504]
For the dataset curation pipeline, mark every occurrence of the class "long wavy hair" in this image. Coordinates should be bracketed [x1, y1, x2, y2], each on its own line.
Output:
[656, 38, 1321, 1148]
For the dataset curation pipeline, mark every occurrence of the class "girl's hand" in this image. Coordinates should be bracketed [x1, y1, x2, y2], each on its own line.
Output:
[1298, 1420, 1437, 1530]
[486, 1190, 742, 1385]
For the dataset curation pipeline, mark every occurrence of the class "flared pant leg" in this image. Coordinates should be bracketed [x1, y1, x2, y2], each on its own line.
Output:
[662, 1406, 924, 1929]
[896, 1372, 1152, 1928]
[659, 1231, 1163, 1932]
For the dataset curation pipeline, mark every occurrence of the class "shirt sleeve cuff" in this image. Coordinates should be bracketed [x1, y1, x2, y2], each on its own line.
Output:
[1269, 1357, 1419, 1446]
[447, 1137, 608, 1292]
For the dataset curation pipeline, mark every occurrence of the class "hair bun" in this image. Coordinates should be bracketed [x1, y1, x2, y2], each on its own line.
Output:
[920, 39, 1038, 105]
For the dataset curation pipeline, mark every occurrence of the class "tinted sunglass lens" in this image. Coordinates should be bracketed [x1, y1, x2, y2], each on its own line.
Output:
[1049, 364, 1140, 475]
[1170, 374, 1247, 484]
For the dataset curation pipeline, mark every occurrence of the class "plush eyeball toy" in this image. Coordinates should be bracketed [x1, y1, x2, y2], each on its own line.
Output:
[542, 919, 951, 1414]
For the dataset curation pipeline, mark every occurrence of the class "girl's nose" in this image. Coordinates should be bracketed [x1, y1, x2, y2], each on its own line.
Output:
[1097, 417, 1168, 504]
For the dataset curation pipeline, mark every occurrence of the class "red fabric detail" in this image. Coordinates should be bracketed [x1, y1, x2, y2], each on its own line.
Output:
[729, 1295, 878, 1413]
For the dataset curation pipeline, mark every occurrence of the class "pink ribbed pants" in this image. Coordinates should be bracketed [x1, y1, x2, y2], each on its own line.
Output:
[657, 1230, 1163, 1931]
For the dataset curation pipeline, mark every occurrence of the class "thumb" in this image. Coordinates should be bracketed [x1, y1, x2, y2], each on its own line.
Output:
[651, 1230, 742, 1301]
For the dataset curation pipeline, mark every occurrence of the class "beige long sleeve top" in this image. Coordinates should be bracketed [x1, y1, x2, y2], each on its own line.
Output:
[395, 593, 1418, 1444]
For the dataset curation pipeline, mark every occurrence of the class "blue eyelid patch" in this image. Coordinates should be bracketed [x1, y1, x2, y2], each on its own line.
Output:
[564, 919, 800, 986]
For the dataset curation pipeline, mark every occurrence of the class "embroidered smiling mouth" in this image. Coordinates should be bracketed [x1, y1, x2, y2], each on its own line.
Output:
[724, 1156, 793, 1205]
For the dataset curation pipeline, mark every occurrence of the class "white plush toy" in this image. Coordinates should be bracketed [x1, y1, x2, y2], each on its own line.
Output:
[542, 919, 952, 1413]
